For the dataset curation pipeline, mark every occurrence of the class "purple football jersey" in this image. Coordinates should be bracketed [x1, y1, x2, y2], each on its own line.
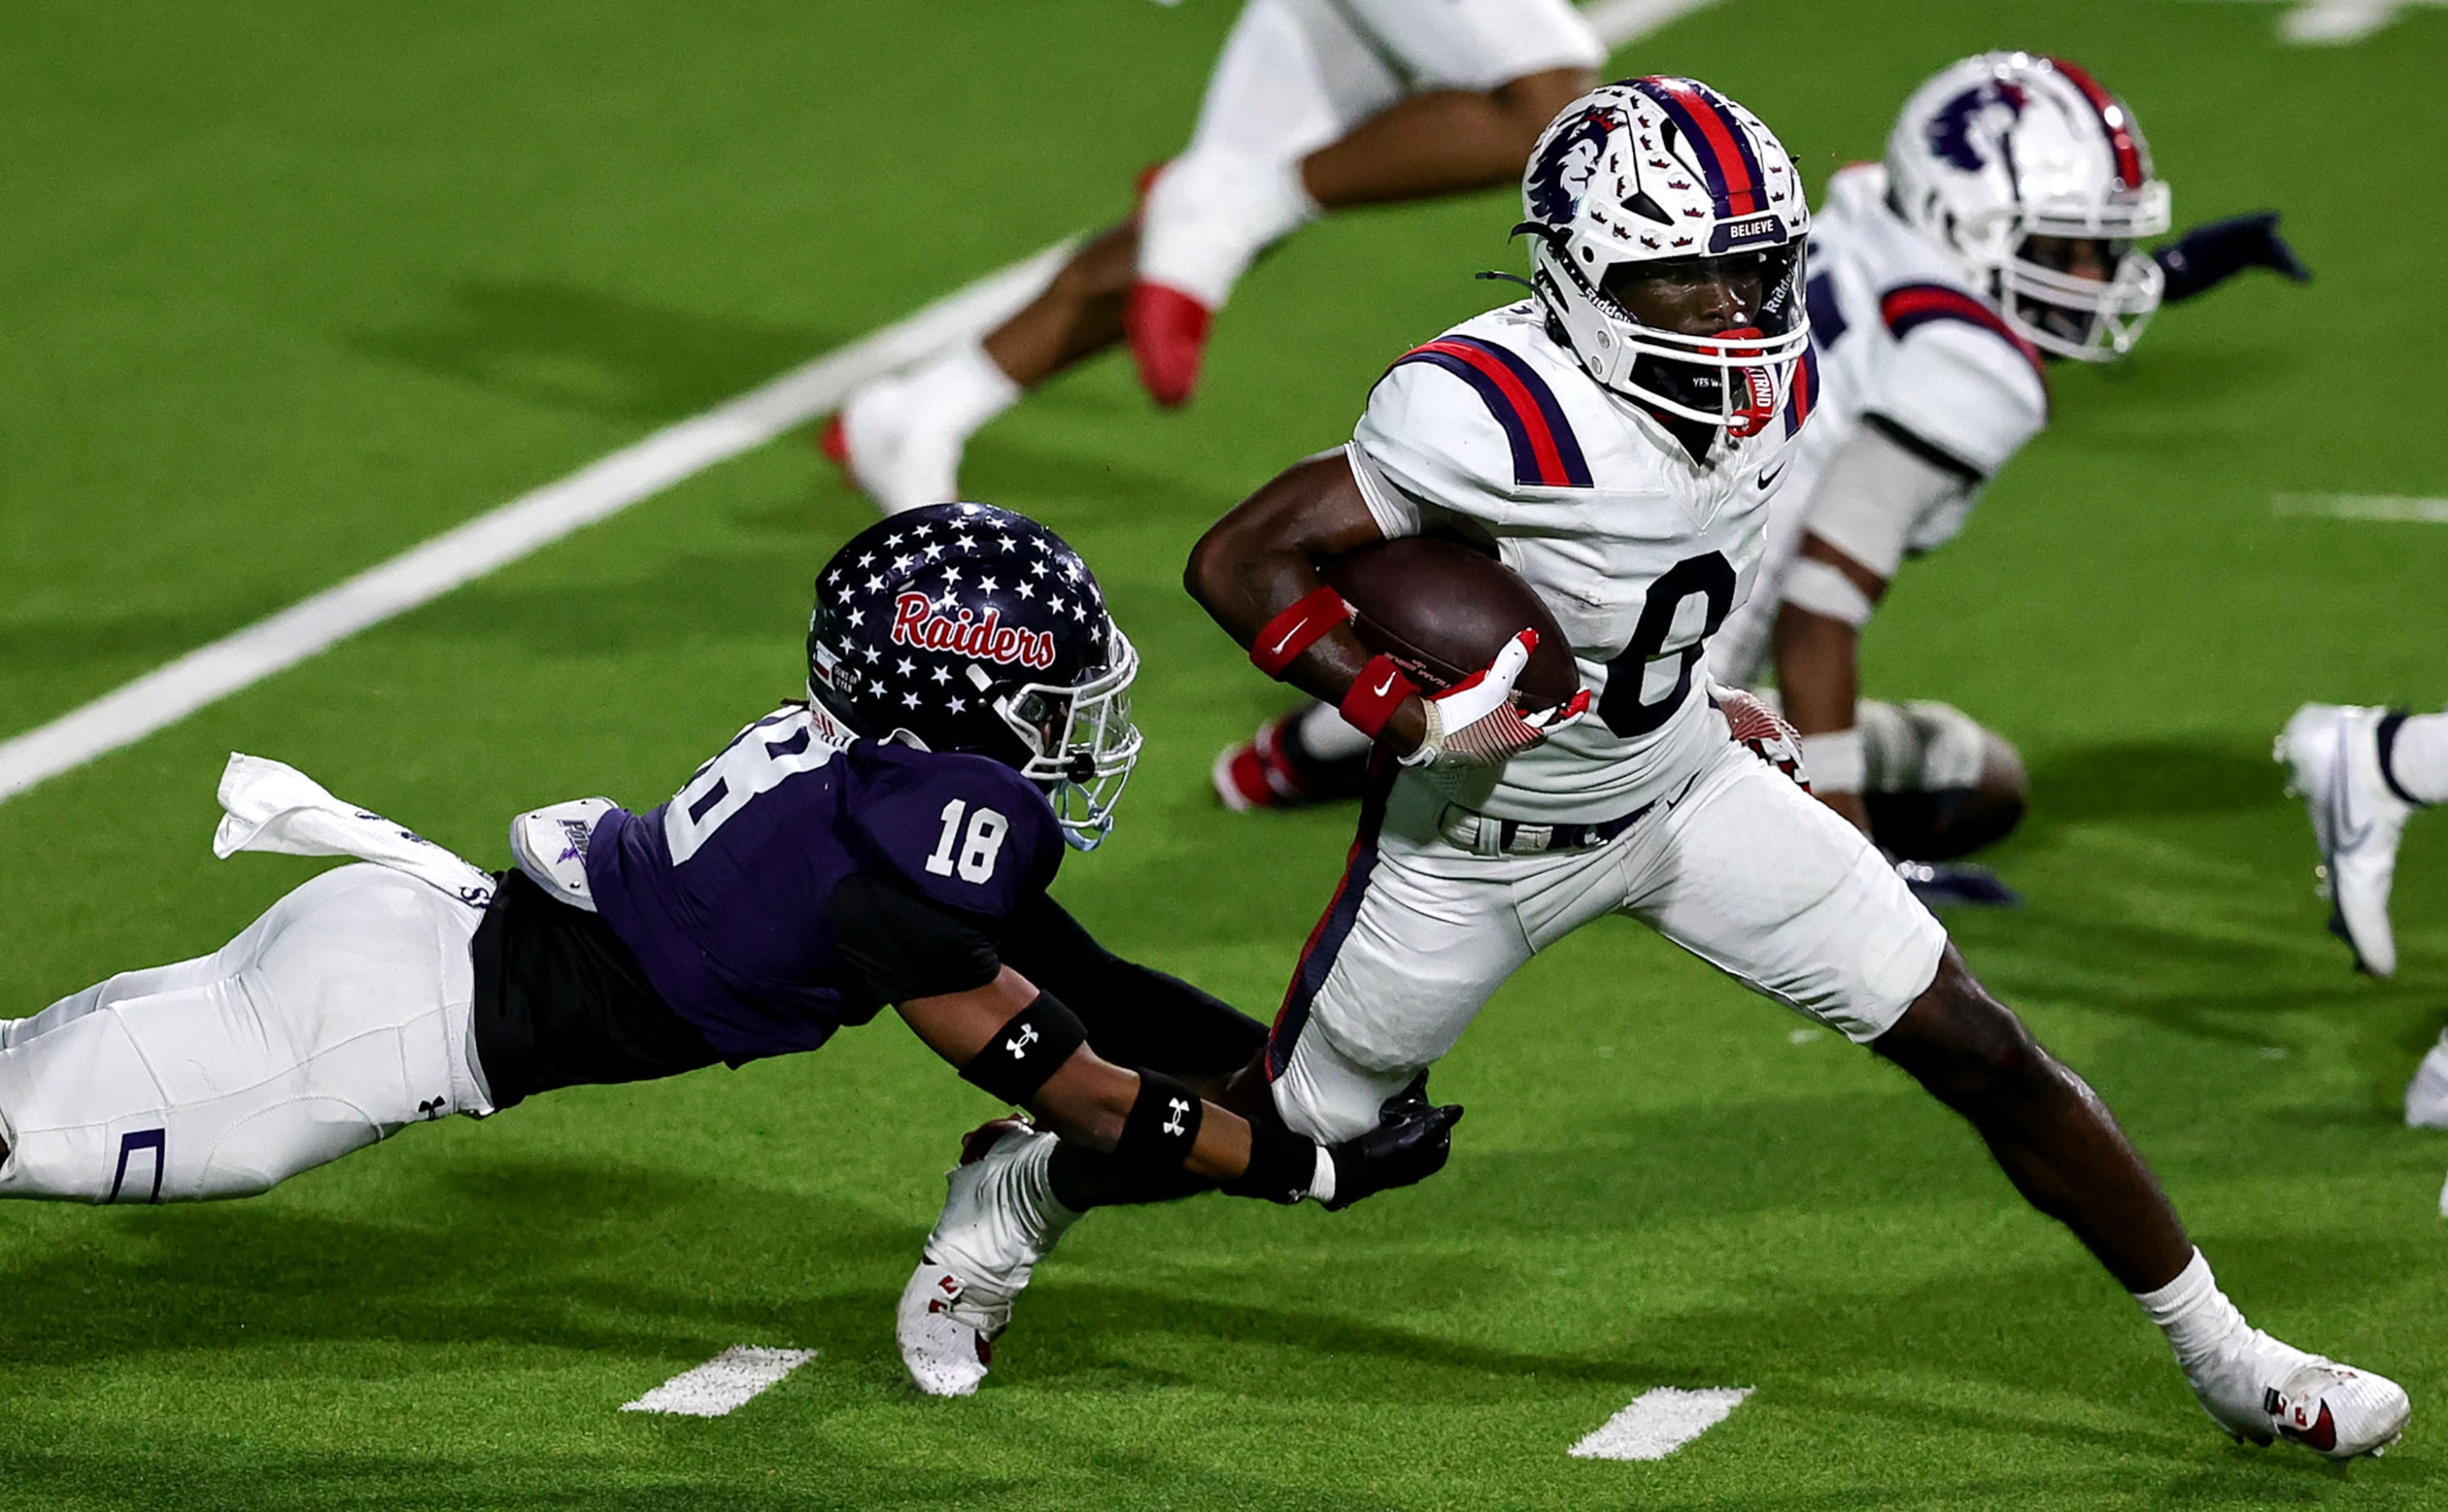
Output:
[584, 704, 1063, 1061]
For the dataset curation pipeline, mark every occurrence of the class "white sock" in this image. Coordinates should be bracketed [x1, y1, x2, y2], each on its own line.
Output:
[2132, 1247, 2250, 1373]
[1296, 701, 1375, 762]
[1139, 150, 1322, 309]
[2383, 709, 2448, 805]
[895, 341, 1022, 449]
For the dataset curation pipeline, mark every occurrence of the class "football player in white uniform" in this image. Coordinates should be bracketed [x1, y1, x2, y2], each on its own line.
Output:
[821, 0, 1604, 514]
[907, 79, 2409, 1458]
[1218, 52, 2309, 902]
[2277, 703, 2448, 1124]
[1704, 52, 2309, 878]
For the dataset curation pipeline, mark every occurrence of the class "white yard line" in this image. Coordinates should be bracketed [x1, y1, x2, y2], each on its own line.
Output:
[2272, 492, 2448, 523]
[621, 1345, 817, 1418]
[1569, 1386, 1754, 1461]
[0, 0, 1706, 808]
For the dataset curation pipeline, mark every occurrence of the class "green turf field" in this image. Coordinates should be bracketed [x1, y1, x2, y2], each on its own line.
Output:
[5, 1, 2447, 1506]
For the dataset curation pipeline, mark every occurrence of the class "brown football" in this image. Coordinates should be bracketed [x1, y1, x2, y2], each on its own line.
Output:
[1320, 537, 1580, 713]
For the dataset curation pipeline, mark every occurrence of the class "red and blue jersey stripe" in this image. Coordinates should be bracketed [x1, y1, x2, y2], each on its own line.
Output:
[2047, 57, 2146, 190]
[1391, 335, 1593, 489]
[1781, 339, 1821, 435]
[1879, 283, 2049, 393]
[1627, 76, 1766, 217]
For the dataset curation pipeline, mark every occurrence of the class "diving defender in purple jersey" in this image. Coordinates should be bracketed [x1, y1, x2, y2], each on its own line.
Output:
[0, 503, 1459, 1362]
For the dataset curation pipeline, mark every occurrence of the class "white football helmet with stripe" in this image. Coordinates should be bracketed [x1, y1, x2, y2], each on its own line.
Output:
[1517, 77, 1810, 440]
[1886, 52, 2174, 361]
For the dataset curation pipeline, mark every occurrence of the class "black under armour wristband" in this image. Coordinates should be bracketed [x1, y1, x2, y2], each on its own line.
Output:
[1220, 1120, 1317, 1205]
[959, 992, 1089, 1105]
[1112, 1070, 1203, 1174]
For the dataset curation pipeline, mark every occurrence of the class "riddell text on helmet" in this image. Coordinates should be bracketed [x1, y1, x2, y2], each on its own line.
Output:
[891, 592, 1058, 670]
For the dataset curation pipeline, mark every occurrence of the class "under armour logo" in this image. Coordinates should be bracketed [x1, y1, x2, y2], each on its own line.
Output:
[1160, 1097, 1191, 1138]
[1004, 1025, 1039, 1059]
[417, 1097, 447, 1122]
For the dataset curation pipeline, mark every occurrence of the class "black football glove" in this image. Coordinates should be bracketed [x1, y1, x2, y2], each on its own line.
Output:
[1319, 1084, 1462, 1212]
[2152, 212, 2311, 304]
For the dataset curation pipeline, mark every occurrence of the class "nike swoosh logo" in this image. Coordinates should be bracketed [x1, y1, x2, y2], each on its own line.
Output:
[1372, 671, 1398, 697]
[1267, 625, 1304, 655]
[2280, 1400, 2338, 1453]
[1758, 464, 1787, 490]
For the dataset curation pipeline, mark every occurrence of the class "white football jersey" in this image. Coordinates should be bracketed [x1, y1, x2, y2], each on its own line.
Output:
[1350, 300, 1811, 824]
[1712, 163, 2052, 682]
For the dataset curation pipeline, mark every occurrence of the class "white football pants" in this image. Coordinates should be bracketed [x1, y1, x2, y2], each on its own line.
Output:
[1268, 737, 1949, 1143]
[0, 865, 491, 1204]
[1189, 0, 1605, 164]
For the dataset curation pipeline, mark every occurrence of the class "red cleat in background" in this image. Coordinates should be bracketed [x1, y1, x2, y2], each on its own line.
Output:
[1126, 281, 1213, 409]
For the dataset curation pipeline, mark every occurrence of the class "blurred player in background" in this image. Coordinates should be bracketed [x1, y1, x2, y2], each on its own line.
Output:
[2277, 703, 2448, 1121]
[822, 0, 1602, 515]
[919, 79, 2408, 1457]
[0, 506, 1454, 1288]
[1220, 52, 2308, 904]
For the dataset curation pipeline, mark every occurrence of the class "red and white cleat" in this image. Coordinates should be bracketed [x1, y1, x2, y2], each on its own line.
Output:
[1126, 282, 1214, 410]
[2190, 1328, 2410, 1460]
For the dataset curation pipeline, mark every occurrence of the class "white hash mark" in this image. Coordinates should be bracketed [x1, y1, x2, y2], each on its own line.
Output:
[621, 1345, 817, 1418]
[1569, 1386, 1755, 1461]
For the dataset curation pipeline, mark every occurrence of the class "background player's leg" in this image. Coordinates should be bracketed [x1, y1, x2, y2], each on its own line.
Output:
[1857, 699, 2028, 861]
[1296, 67, 1594, 209]
[824, 224, 1139, 516]
[0, 865, 484, 1203]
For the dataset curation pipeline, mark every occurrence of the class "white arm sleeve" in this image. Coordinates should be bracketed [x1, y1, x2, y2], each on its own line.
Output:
[1874, 320, 2050, 479]
[1794, 420, 1971, 581]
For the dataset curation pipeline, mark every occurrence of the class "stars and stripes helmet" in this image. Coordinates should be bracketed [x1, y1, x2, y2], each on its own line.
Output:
[1516, 76, 1811, 442]
[806, 502, 1143, 850]
[1886, 52, 2173, 361]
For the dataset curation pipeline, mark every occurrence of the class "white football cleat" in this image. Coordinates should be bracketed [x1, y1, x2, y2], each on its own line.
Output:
[822, 374, 966, 518]
[2276, 704, 2412, 977]
[2407, 1030, 2448, 1130]
[895, 1258, 1010, 1398]
[895, 1119, 1077, 1397]
[2186, 1325, 2410, 1460]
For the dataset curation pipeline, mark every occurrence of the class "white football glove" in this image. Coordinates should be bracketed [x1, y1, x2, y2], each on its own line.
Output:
[1401, 630, 1591, 769]
[1710, 683, 1810, 791]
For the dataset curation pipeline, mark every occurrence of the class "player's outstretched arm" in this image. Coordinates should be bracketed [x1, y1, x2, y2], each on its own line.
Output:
[896, 965, 1459, 1206]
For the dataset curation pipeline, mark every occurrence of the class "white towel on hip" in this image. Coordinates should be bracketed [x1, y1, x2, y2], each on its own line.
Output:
[212, 753, 496, 909]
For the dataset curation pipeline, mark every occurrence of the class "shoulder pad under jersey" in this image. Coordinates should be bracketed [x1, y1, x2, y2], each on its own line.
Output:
[1873, 283, 2051, 477]
[1356, 321, 1596, 520]
[844, 746, 1063, 921]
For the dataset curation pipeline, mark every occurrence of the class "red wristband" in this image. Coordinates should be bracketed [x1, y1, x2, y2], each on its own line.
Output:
[1249, 586, 1352, 679]
[1339, 654, 1418, 740]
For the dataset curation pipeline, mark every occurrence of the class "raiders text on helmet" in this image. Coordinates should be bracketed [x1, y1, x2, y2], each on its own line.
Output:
[1885, 52, 2173, 361]
[806, 502, 1143, 850]
[1516, 76, 1811, 443]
